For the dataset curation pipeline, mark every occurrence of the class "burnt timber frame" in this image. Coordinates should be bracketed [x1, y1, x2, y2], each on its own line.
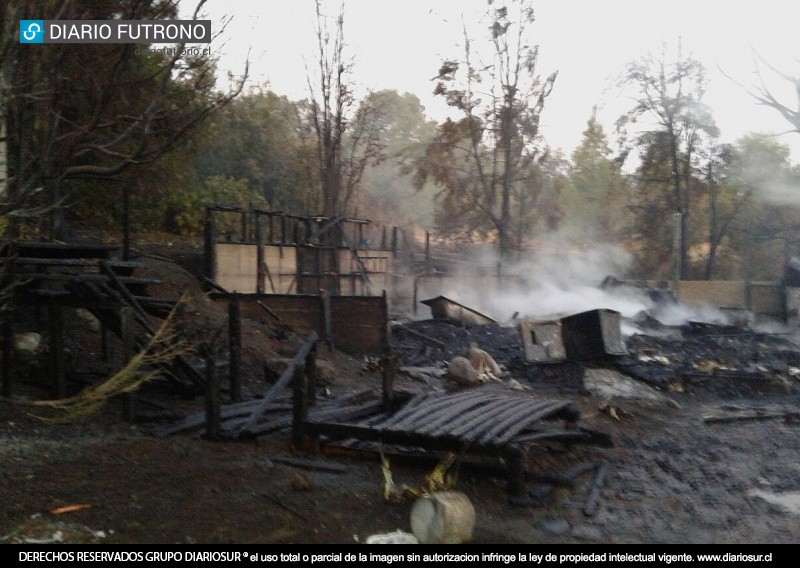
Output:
[203, 205, 398, 296]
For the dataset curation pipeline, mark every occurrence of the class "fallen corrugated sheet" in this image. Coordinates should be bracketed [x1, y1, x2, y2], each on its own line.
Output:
[299, 384, 612, 494]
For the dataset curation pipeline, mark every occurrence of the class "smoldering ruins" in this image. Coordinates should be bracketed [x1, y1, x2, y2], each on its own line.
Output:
[4, 0, 800, 546]
[2, 205, 800, 544]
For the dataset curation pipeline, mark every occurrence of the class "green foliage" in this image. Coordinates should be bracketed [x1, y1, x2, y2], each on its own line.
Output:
[196, 88, 309, 213]
[358, 91, 438, 226]
[565, 114, 632, 240]
[1, 0, 242, 238]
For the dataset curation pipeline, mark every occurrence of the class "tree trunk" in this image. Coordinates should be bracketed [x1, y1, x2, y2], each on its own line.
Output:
[667, 121, 687, 279]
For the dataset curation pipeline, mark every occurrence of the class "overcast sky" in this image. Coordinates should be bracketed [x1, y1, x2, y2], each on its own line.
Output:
[198, 0, 800, 163]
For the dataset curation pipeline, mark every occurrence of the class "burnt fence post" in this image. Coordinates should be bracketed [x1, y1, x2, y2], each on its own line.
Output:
[382, 347, 398, 408]
[318, 289, 332, 350]
[304, 341, 318, 407]
[203, 207, 216, 281]
[228, 294, 242, 403]
[204, 345, 221, 440]
[256, 215, 265, 294]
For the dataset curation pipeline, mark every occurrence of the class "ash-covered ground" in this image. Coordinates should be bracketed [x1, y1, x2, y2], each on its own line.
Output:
[2, 259, 800, 543]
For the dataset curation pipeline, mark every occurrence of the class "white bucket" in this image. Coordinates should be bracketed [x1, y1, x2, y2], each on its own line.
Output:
[410, 491, 476, 544]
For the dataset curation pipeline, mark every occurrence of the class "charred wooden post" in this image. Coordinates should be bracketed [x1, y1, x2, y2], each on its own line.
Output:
[48, 300, 66, 399]
[425, 231, 431, 275]
[240, 209, 247, 243]
[268, 214, 274, 243]
[120, 306, 136, 421]
[380, 226, 387, 250]
[292, 223, 300, 247]
[413, 277, 418, 316]
[391, 226, 398, 254]
[381, 348, 398, 408]
[381, 290, 389, 351]
[505, 446, 526, 497]
[292, 363, 308, 450]
[304, 341, 318, 407]
[228, 294, 242, 403]
[2, 318, 12, 397]
[319, 289, 332, 349]
[203, 207, 216, 280]
[255, 215, 265, 294]
[204, 346, 221, 440]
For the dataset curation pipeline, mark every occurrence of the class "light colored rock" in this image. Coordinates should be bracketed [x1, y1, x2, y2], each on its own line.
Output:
[13, 332, 41, 355]
[75, 308, 101, 332]
[447, 357, 479, 386]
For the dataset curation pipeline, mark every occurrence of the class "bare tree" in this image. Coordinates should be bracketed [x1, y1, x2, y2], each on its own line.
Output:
[747, 60, 800, 134]
[0, 0, 246, 238]
[616, 42, 718, 279]
[419, 0, 556, 259]
[303, 0, 384, 218]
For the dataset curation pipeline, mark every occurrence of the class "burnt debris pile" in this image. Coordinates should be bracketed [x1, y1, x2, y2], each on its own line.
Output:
[391, 298, 800, 400]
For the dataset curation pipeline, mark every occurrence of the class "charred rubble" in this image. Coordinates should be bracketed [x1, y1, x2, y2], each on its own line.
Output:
[392, 305, 800, 400]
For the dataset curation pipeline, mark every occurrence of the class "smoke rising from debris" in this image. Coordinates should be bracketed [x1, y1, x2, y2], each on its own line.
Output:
[419, 238, 731, 332]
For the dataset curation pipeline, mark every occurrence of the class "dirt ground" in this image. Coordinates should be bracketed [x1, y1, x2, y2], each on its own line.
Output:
[2, 244, 800, 544]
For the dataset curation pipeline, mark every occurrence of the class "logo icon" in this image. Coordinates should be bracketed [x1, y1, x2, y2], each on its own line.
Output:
[20, 20, 44, 43]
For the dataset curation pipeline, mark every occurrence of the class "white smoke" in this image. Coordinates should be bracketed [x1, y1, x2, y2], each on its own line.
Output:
[417, 239, 734, 332]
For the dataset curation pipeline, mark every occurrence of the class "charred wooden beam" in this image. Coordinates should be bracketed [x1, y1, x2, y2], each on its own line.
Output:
[391, 324, 446, 348]
[381, 348, 398, 408]
[319, 289, 331, 348]
[97, 262, 204, 388]
[235, 332, 318, 437]
[204, 347, 221, 440]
